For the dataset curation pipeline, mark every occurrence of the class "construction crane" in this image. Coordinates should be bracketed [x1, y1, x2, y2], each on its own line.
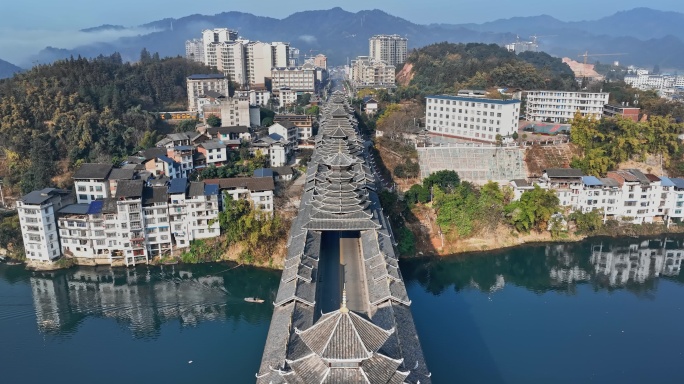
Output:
[576, 51, 627, 83]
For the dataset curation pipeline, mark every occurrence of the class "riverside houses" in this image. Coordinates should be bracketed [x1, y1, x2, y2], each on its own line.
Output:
[20, 167, 274, 266]
[513, 168, 684, 225]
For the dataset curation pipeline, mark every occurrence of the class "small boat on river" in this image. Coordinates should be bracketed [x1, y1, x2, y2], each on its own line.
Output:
[244, 297, 264, 303]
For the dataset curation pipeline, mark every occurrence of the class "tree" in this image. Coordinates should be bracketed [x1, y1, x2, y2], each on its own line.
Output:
[206, 114, 221, 128]
[505, 185, 559, 233]
[176, 119, 199, 133]
[423, 170, 460, 192]
[261, 117, 274, 127]
[305, 105, 319, 116]
[140, 48, 152, 63]
[569, 210, 604, 235]
[405, 184, 430, 204]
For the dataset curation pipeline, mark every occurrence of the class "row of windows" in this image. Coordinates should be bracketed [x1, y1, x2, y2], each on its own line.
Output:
[428, 99, 507, 109]
[430, 125, 501, 133]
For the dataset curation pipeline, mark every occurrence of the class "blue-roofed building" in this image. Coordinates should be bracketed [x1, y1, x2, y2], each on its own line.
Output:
[144, 155, 182, 180]
[425, 94, 521, 143]
[168, 178, 188, 195]
[254, 168, 274, 178]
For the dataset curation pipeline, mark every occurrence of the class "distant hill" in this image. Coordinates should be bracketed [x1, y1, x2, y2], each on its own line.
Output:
[27, 7, 684, 69]
[0, 58, 22, 79]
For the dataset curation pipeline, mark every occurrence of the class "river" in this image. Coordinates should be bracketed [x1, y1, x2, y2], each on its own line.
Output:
[1, 236, 683, 383]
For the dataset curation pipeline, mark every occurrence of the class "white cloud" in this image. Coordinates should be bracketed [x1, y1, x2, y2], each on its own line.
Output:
[297, 35, 317, 44]
[0, 26, 156, 66]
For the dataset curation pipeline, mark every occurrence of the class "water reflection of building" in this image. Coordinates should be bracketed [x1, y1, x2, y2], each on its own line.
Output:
[546, 244, 592, 284]
[591, 238, 684, 285]
[30, 267, 227, 335]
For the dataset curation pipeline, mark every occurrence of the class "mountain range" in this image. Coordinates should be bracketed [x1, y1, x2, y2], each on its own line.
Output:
[0, 59, 22, 79]
[25, 7, 684, 70]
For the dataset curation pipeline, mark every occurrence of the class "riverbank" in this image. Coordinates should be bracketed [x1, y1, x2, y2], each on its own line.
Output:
[406, 204, 684, 257]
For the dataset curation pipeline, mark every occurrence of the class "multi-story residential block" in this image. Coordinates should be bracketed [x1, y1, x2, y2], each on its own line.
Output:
[245, 41, 274, 86]
[185, 182, 221, 241]
[73, 163, 113, 204]
[235, 89, 272, 107]
[216, 41, 248, 86]
[538, 168, 584, 207]
[197, 140, 228, 167]
[271, 42, 291, 68]
[369, 34, 408, 66]
[313, 54, 327, 70]
[111, 179, 148, 266]
[274, 114, 314, 142]
[155, 132, 194, 149]
[18, 188, 73, 263]
[143, 156, 182, 180]
[203, 96, 251, 127]
[187, 74, 230, 112]
[166, 146, 195, 178]
[252, 135, 289, 167]
[277, 88, 298, 108]
[269, 121, 298, 149]
[603, 104, 640, 122]
[142, 186, 172, 257]
[202, 28, 238, 65]
[525, 91, 609, 123]
[349, 56, 395, 89]
[205, 177, 275, 214]
[605, 169, 659, 224]
[271, 64, 317, 93]
[185, 39, 204, 63]
[425, 95, 521, 143]
[58, 202, 107, 262]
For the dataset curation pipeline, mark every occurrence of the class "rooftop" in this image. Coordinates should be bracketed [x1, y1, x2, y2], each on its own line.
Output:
[427, 94, 521, 105]
[21, 188, 70, 205]
[204, 177, 275, 192]
[115, 179, 144, 199]
[187, 73, 225, 80]
[73, 163, 113, 180]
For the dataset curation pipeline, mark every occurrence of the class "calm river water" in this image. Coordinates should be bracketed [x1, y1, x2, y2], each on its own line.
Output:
[1, 236, 683, 383]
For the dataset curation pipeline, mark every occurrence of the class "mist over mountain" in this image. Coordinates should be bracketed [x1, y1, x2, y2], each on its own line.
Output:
[0, 58, 22, 79]
[23, 7, 684, 69]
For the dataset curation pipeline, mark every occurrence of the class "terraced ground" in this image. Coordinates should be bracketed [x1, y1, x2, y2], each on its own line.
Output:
[524, 143, 581, 177]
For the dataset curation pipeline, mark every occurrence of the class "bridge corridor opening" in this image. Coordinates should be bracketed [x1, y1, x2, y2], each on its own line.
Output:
[317, 230, 368, 316]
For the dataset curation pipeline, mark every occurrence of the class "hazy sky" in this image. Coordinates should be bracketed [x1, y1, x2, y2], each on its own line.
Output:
[4, 0, 684, 29]
[2, 0, 683, 65]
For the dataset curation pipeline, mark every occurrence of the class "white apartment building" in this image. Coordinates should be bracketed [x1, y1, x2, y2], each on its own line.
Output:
[349, 56, 395, 88]
[205, 177, 275, 214]
[202, 28, 238, 65]
[235, 89, 272, 107]
[252, 135, 289, 167]
[185, 182, 221, 241]
[269, 121, 298, 149]
[142, 187, 172, 257]
[271, 65, 317, 92]
[216, 41, 248, 86]
[203, 97, 251, 127]
[271, 42, 290, 68]
[425, 95, 521, 143]
[73, 163, 113, 204]
[185, 39, 204, 63]
[18, 188, 73, 262]
[197, 140, 228, 167]
[245, 41, 274, 86]
[369, 34, 408, 66]
[278, 88, 298, 108]
[111, 180, 148, 266]
[525, 91, 609, 123]
[58, 203, 107, 262]
[187, 74, 230, 112]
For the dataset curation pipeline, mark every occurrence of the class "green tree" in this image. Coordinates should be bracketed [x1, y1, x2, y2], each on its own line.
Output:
[505, 185, 559, 233]
[261, 117, 274, 127]
[206, 114, 221, 127]
[423, 170, 461, 192]
[569, 209, 604, 235]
